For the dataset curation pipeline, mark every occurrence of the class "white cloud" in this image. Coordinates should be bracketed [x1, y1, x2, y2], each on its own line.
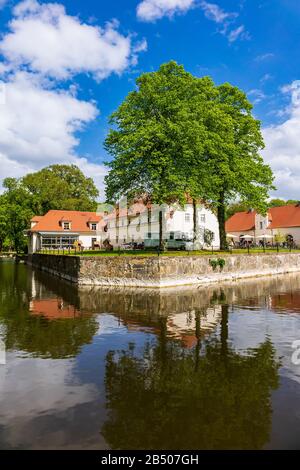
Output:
[255, 52, 275, 62]
[200, 0, 236, 24]
[263, 81, 300, 199]
[137, 0, 195, 21]
[260, 73, 273, 84]
[0, 1, 148, 196]
[1, 0, 145, 80]
[228, 24, 249, 43]
[137, 0, 249, 43]
[0, 72, 97, 163]
[247, 88, 266, 104]
[0, 71, 109, 193]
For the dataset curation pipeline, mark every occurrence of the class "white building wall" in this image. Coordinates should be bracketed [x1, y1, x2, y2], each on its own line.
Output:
[104, 203, 220, 249]
[270, 227, 300, 245]
[78, 234, 103, 248]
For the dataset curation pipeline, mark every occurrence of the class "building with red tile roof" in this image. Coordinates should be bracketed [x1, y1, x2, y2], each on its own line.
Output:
[225, 204, 300, 245]
[28, 202, 221, 252]
[28, 210, 106, 253]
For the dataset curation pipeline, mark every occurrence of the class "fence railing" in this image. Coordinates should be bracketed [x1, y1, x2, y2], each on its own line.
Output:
[36, 243, 300, 257]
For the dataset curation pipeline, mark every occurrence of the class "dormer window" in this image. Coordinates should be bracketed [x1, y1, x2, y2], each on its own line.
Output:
[91, 223, 97, 231]
[63, 222, 70, 230]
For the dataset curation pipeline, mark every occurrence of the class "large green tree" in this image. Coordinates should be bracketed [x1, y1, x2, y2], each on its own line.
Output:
[2, 178, 33, 253]
[194, 83, 274, 249]
[104, 62, 211, 249]
[21, 164, 99, 214]
[105, 61, 274, 251]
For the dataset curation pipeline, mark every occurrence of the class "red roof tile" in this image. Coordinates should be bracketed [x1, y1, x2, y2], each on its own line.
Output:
[30, 210, 104, 233]
[268, 205, 300, 228]
[225, 211, 256, 232]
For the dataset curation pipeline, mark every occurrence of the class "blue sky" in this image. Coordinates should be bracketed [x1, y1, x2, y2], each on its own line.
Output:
[0, 0, 300, 200]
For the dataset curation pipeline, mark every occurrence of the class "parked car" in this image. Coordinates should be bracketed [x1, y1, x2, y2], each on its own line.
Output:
[121, 242, 144, 250]
[144, 238, 202, 251]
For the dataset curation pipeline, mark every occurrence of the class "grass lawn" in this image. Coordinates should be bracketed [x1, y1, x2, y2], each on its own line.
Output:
[37, 248, 300, 257]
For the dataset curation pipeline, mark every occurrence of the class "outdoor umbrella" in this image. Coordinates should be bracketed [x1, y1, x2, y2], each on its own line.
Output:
[256, 234, 273, 239]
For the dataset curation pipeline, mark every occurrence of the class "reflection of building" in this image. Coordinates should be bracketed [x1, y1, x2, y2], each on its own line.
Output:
[29, 299, 83, 319]
[271, 292, 300, 313]
[226, 204, 300, 244]
[120, 306, 221, 349]
[166, 306, 222, 348]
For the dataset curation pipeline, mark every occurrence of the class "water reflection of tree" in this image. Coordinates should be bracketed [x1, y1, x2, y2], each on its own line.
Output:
[102, 305, 280, 450]
[0, 262, 98, 359]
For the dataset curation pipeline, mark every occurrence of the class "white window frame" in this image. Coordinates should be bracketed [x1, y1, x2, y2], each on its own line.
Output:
[185, 213, 191, 223]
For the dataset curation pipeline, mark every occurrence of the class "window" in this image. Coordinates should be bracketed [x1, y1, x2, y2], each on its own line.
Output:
[91, 223, 97, 231]
[260, 222, 263, 229]
[63, 222, 70, 230]
[200, 214, 206, 223]
[147, 232, 152, 239]
[41, 236, 77, 249]
[170, 232, 175, 240]
[185, 213, 191, 223]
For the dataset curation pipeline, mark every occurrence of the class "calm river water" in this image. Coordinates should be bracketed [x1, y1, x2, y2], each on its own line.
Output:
[0, 259, 300, 449]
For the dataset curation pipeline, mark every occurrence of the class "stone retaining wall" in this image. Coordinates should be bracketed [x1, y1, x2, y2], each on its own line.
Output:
[28, 252, 300, 287]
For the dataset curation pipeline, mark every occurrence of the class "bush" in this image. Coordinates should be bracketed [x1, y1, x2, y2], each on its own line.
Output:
[209, 258, 226, 272]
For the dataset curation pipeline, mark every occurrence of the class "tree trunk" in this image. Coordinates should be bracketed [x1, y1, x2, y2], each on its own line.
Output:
[159, 210, 163, 251]
[217, 192, 227, 251]
[193, 198, 197, 242]
[147, 206, 151, 240]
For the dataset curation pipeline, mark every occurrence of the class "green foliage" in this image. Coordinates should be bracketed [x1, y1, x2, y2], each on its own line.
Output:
[274, 231, 286, 244]
[104, 61, 274, 251]
[204, 228, 214, 246]
[218, 258, 226, 271]
[0, 164, 99, 253]
[209, 258, 226, 271]
[104, 61, 209, 206]
[1, 179, 33, 253]
[21, 164, 99, 213]
[268, 198, 298, 208]
[226, 201, 250, 219]
[209, 259, 219, 271]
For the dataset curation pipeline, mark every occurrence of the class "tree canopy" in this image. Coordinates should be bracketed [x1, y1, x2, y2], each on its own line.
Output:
[21, 164, 99, 214]
[104, 61, 274, 250]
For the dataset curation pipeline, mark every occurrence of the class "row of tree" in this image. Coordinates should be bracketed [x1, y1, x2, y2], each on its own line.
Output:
[104, 61, 274, 250]
[0, 164, 98, 252]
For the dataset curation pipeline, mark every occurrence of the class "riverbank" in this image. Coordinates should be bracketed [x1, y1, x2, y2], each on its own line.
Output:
[27, 252, 300, 288]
